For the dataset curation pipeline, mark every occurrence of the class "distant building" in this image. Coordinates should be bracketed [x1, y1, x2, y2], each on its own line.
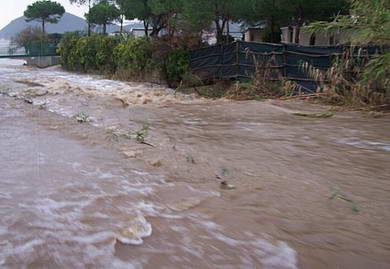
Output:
[281, 26, 348, 46]
[202, 22, 244, 45]
[130, 28, 153, 38]
[244, 27, 265, 43]
[109, 31, 127, 37]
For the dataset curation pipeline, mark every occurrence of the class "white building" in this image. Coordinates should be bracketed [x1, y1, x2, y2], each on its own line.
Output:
[130, 28, 153, 38]
[281, 26, 348, 46]
[244, 27, 265, 43]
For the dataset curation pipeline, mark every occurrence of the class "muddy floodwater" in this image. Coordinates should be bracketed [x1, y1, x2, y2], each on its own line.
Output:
[0, 59, 389, 269]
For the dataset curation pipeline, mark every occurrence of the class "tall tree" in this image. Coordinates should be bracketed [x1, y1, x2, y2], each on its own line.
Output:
[24, 0, 65, 33]
[240, 0, 290, 43]
[69, 0, 93, 35]
[119, 0, 150, 36]
[149, 0, 183, 38]
[184, 0, 241, 43]
[11, 27, 48, 54]
[119, 0, 183, 37]
[115, 0, 127, 33]
[86, 0, 120, 34]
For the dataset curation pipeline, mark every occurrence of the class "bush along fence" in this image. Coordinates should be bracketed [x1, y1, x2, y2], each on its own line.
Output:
[58, 33, 190, 87]
[190, 41, 384, 93]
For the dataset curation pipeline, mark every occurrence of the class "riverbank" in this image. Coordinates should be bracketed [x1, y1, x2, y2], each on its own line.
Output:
[1, 61, 390, 268]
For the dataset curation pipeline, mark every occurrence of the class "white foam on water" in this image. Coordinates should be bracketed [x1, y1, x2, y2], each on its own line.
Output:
[338, 138, 390, 152]
[3, 239, 45, 258]
[258, 240, 298, 269]
[70, 231, 116, 244]
[187, 217, 299, 269]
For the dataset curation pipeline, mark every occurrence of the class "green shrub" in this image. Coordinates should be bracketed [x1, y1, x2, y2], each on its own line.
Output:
[113, 37, 154, 77]
[58, 32, 82, 70]
[95, 35, 118, 72]
[59, 33, 118, 73]
[163, 48, 190, 87]
[59, 34, 193, 87]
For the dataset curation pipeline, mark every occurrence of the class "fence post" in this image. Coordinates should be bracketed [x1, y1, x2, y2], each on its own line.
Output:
[283, 43, 287, 79]
[219, 43, 224, 79]
[236, 41, 240, 79]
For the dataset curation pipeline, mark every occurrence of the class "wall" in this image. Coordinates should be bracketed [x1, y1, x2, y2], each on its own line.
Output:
[244, 29, 264, 43]
[26, 56, 61, 68]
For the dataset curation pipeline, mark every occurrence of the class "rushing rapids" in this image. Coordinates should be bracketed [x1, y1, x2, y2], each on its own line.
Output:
[0, 59, 389, 269]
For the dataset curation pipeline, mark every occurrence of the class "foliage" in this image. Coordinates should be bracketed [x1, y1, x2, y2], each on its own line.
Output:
[11, 27, 49, 54]
[59, 32, 193, 86]
[24, 0, 65, 33]
[86, 0, 120, 34]
[183, 0, 241, 43]
[58, 33, 119, 72]
[134, 123, 150, 143]
[70, 0, 350, 44]
[163, 48, 190, 87]
[58, 32, 82, 70]
[113, 37, 154, 76]
[118, 0, 182, 37]
[307, 0, 390, 105]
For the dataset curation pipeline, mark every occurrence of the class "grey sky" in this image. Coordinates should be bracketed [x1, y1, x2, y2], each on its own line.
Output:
[0, 0, 88, 30]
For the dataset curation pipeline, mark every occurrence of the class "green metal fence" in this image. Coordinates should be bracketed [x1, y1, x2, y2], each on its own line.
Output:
[190, 41, 385, 93]
[0, 42, 59, 58]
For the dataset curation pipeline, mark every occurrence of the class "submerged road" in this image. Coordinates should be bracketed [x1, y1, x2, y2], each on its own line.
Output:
[0, 59, 390, 269]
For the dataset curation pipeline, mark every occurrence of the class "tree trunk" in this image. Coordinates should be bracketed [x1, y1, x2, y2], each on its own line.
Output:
[103, 23, 107, 35]
[88, 0, 91, 36]
[294, 4, 305, 44]
[168, 13, 177, 39]
[120, 15, 124, 34]
[150, 15, 164, 37]
[143, 21, 149, 37]
[270, 16, 275, 43]
[42, 19, 45, 33]
[226, 19, 230, 43]
[215, 20, 224, 44]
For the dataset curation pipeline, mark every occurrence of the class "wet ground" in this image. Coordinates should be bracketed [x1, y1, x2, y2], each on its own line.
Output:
[0, 59, 389, 269]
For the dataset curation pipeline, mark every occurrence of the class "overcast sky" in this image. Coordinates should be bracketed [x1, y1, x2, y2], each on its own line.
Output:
[0, 0, 88, 30]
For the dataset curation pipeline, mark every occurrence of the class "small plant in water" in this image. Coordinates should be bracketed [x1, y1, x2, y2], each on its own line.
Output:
[75, 112, 90, 123]
[330, 187, 360, 213]
[132, 123, 154, 147]
[135, 123, 150, 143]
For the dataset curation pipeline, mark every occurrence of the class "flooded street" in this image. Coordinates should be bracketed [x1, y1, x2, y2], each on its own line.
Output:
[0, 59, 389, 269]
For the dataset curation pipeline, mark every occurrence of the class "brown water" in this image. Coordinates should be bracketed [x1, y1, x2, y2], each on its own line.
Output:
[0, 59, 390, 269]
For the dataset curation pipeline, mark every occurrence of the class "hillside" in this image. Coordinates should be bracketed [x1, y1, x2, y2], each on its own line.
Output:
[0, 13, 144, 39]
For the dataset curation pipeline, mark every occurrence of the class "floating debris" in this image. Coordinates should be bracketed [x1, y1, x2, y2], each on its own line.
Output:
[220, 180, 236, 190]
[122, 150, 139, 159]
[169, 198, 202, 212]
[292, 112, 334, 118]
[116, 216, 152, 245]
[149, 159, 162, 168]
[74, 112, 90, 123]
[23, 97, 33, 104]
[330, 188, 360, 213]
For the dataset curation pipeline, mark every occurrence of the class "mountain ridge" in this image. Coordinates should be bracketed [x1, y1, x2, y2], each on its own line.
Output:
[0, 13, 144, 39]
